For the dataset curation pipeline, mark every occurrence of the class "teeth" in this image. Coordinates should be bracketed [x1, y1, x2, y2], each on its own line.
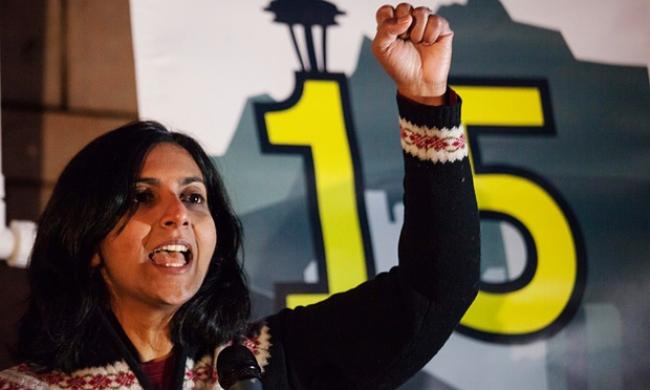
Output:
[149, 243, 192, 267]
[161, 262, 185, 268]
[153, 244, 189, 254]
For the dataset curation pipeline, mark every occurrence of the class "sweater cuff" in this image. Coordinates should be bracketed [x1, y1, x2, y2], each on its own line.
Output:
[397, 89, 467, 164]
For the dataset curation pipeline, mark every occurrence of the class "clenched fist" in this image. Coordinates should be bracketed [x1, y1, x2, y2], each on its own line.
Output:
[372, 3, 453, 106]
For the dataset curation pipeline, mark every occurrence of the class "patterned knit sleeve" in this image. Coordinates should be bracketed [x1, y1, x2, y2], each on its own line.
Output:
[262, 89, 480, 390]
[397, 89, 480, 315]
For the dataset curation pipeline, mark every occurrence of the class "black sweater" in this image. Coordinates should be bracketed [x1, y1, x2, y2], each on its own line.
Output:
[261, 91, 480, 389]
[0, 92, 480, 390]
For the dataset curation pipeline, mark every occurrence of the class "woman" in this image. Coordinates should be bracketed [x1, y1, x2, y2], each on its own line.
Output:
[0, 4, 479, 389]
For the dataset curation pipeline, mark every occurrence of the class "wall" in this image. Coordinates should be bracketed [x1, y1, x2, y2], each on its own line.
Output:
[0, 0, 137, 369]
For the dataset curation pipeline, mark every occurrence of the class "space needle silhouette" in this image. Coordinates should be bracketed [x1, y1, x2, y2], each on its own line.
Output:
[265, 0, 345, 73]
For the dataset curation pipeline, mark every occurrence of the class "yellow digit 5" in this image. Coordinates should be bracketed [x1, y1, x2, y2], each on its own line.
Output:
[257, 74, 372, 309]
[454, 82, 584, 340]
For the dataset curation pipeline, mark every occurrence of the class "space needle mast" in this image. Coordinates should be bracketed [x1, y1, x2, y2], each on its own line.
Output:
[265, 0, 345, 73]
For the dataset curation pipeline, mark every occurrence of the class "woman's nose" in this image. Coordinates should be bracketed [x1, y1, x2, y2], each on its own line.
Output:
[160, 196, 190, 228]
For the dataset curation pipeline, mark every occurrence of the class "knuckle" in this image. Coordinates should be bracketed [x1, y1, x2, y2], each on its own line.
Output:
[429, 14, 447, 26]
[376, 4, 393, 16]
[427, 17, 443, 32]
[396, 2, 413, 12]
[428, 15, 441, 25]
[413, 6, 430, 16]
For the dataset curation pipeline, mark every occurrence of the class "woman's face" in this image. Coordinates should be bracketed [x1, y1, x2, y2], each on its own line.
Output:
[95, 143, 217, 312]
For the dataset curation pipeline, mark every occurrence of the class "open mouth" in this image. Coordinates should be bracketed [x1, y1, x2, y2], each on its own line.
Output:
[148, 243, 193, 268]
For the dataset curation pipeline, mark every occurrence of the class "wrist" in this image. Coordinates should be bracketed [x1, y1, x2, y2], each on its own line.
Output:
[397, 84, 448, 106]
[397, 87, 448, 106]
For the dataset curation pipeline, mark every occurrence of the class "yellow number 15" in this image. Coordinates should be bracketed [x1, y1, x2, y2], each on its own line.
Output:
[454, 81, 585, 341]
[256, 75, 585, 342]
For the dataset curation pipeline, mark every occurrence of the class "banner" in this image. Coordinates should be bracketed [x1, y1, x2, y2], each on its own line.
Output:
[130, 1, 650, 388]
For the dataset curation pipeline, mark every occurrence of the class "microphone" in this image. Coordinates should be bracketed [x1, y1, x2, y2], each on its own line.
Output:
[217, 344, 263, 390]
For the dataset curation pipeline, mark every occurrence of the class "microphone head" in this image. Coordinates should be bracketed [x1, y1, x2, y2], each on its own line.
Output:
[217, 344, 262, 389]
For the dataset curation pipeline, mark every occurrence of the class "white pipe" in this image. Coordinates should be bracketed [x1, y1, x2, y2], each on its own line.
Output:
[0, 64, 37, 268]
[0, 175, 37, 267]
[0, 174, 17, 258]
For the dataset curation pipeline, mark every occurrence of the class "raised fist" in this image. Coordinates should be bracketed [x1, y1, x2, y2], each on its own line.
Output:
[372, 3, 453, 106]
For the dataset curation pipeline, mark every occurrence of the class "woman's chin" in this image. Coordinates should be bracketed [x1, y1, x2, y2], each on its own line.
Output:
[151, 289, 197, 310]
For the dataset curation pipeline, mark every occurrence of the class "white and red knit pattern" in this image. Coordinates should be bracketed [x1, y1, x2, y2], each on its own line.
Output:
[241, 325, 272, 371]
[0, 361, 138, 389]
[399, 118, 467, 164]
[184, 355, 219, 389]
[0, 326, 272, 390]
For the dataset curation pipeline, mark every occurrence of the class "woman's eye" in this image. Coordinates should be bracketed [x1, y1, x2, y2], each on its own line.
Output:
[182, 193, 205, 205]
[134, 190, 154, 204]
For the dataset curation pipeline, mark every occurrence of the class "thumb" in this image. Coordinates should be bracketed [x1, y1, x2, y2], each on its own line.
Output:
[373, 15, 412, 51]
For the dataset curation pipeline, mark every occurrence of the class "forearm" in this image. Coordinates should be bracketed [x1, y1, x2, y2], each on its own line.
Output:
[397, 89, 480, 319]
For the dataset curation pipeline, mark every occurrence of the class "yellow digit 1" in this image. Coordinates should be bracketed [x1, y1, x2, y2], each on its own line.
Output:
[257, 74, 370, 308]
[454, 82, 584, 339]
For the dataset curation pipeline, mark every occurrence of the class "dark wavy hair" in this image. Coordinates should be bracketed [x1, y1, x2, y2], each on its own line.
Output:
[16, 121, 250, 371]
